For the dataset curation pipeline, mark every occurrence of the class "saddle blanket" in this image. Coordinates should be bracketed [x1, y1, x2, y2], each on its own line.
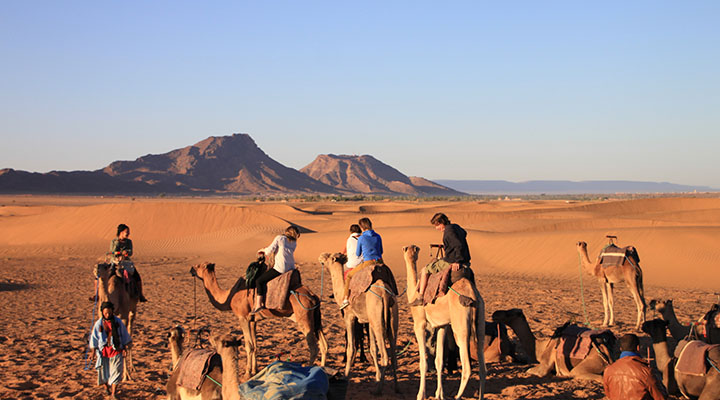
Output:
[675, 340, 720, 376]
[176, 348, 222, 391]
[239, 361, 329, 400]
[348, 263, 398, 304]
[599, 244, 640, 268]
[423, 267, 474, 306]
[266, 269, 302, 310]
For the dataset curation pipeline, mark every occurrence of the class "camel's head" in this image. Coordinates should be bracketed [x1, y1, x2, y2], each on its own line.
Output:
[402, 244, 419, 261]
[189, 262, 215, 280]
[209, 333, 242, 354]
[318, 252, 330, 265]
[576, 241, 588, 250]
[167, 325, 185, 345]
[590, 331, 617, 363]
[318, 252, 347, 267]
[641, 319, 669, 338]
[94, 263, 113, 279]
[492, 308, 526, 324]
[649, 299, 672, 314]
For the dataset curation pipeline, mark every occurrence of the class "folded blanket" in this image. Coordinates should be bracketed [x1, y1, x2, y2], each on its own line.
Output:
[239, 361, 329, 400]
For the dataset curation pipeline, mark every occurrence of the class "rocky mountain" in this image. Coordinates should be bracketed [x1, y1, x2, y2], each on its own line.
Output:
[300, 154, 463, 196]
[436, 179, 718, 194]
[102, 134, 338, 194]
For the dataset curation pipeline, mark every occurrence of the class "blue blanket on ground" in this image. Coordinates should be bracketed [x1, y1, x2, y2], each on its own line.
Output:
[238, 361, 329, 400]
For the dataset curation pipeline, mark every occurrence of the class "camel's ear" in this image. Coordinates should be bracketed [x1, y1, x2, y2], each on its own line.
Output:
[206, 263, 215, 272]
[649, 299, 657, 308]
[402, 246, 407, 252]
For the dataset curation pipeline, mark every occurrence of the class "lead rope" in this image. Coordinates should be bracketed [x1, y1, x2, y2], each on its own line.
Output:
[83, 276, 99, 370]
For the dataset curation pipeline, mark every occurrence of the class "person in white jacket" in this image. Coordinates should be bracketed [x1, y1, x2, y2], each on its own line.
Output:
[251, 226, 300, 314]
[345, 224, 362, 272]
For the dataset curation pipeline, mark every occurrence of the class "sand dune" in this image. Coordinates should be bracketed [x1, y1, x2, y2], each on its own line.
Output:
[1, 196, 719, 399]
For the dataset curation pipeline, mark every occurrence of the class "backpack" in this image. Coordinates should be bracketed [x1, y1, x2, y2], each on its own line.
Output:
[245, 257, 267, 289]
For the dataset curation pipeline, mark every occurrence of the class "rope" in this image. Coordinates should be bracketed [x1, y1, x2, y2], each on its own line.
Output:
[577, 253, 593, 328]
[370, 284, 397, 297]
[708, 355, 720, 374]
[396, 340, 412, 357]
[83, 277, 100, 370]
[290, 290, 320, 310]
[205, 374, 222, 387]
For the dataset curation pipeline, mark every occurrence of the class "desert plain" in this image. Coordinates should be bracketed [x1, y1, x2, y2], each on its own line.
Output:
[1, 195, 719, 399]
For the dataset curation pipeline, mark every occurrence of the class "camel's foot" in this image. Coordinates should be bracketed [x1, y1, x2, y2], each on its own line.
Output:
[243, 371, 252, 381]
[435, 388, 444, 400]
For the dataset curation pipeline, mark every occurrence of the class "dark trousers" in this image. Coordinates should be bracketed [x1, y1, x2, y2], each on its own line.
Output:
[255, 269, 281, 297]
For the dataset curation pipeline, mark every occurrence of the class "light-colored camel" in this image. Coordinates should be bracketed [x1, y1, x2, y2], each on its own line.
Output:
[403, 245, 486, 400]
[94, 262, 137, 381]
[189, 262, 328, 379]
[208, 334, 242, 400]
[318, 252, 398, 395]
[492, 310, 615, 382]
[650, 299, 720, 344]
[642, 319, 720, 399]
[165, 326, 222, 400]
[576, 241, 646, 330]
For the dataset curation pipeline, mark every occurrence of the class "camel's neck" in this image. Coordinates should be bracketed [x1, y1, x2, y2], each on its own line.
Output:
[404, 255, 418, 302]
[507, 317, 537, 363]
[219, 349, 240, 400]
[327, 261, 345, 306]
[97, 275, 110, 301]
[169, 340, 183, 369]
[659, 305, 690, 341]
[577, 247, 598, 277]
[651, 339, 672, 375]
[200, 272, 232, 309]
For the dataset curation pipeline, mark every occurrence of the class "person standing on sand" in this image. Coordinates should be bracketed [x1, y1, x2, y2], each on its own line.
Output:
[251, 226, 301, 314]
[89, 301, 131, 399]
[603, 333, 668, 400]
[340, 217, 383, 310]
[412, 212, 470, 306]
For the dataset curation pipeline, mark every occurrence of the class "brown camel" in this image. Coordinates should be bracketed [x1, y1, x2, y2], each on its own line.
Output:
[165, 326, 222, 400]
[650, 299, 720, 344]
[642, 319, 720, 399]
[318, 252, 398, 395]
[492, 309, 615, 382]
[403, 245, 486, 400]
[94, 262, 137, 381]
[189, 262, 328, 379]
[576, 241, 646, 330]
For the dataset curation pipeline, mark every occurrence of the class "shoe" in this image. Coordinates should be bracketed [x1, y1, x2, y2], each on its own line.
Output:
[339, 299, 350, 310]
[139, 295, 148, 302]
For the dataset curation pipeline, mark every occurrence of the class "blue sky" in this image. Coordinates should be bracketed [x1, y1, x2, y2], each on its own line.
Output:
[1, 1, 718, 187]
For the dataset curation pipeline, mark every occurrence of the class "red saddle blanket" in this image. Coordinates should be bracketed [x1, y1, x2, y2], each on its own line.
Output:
[599, 244, 640, 268]
[176, 348, 221, 391]
[348, 264, 398, 304]
[266, 269, 302, 311]
[674, 340, 720, 376]
[557, 325, 612, 363]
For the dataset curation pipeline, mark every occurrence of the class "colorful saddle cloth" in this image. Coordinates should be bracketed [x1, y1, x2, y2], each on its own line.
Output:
[555, 325, 613, 374]
[599, 244, 640, 268]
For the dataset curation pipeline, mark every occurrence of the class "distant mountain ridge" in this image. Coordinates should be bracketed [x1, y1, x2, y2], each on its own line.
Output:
[436, 179, 718, 194]
[300, 154, 462, 196]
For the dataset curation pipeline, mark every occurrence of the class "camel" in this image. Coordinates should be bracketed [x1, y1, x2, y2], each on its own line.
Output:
[642, 319, 720, 399]
[208, 334, 242, 400]
[403, 245, 485, 400]
[650, 299, 720, 344]
[576, 241, 646, 330]
[94, 262, 137, 381]
[166, 326, 223, 400]
[318, 252, 399, 395]
[189, 262, 328, 379]
[492, 309, 615, 382]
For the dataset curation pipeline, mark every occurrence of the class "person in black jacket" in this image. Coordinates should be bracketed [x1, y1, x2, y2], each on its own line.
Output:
[412, 213, 471, 305]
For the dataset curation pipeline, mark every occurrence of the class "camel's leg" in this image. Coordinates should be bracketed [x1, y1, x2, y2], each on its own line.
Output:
[250, 320, 258, 375]
[368, 314, 389, 395]
[628, 282, 644, 331]
[239, 316, 255, 380]
[452, 311, 473, 399]
[390, 304, 400, 393]
[600, 282, 610, 327]
[568, 359, 604, 382]
[607, 283, 615, 327]
[413, 312, 428, 400]
[475, 296, 486, 400]
[434, 327, 446, 400]
[344, 315, 357, 378]
[317, 328, 328, 367]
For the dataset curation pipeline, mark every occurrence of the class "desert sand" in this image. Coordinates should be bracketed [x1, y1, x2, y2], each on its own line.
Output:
[1, 195, 719, 399]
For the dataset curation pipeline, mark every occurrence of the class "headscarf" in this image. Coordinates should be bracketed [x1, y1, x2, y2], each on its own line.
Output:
[100, 301, 122, 350]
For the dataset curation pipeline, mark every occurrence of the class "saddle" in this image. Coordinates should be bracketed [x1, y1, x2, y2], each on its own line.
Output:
[265, 269, 302, 310]
[694, 304, 720, 343]
[348, 263, 398, 305]
[674, 340, 720, 376]
[423, 267, 475, 306]
[599, 244, 640, 268]
[175, 348, 222, 391]
[555, 325, 613, 372]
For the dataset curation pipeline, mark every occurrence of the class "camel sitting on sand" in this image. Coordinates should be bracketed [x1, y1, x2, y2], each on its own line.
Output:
[403, 245, 485, 400]
[650, 299, 720, 344]
[319, 252, 398, 395]
[642, 319, 720, 399]
[94, 262, 137, 381]
[576, 241, 646, 330]
[492, 309, 615, 382]
[189, 262, 328, 379]
[165, 326, 223, 400]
